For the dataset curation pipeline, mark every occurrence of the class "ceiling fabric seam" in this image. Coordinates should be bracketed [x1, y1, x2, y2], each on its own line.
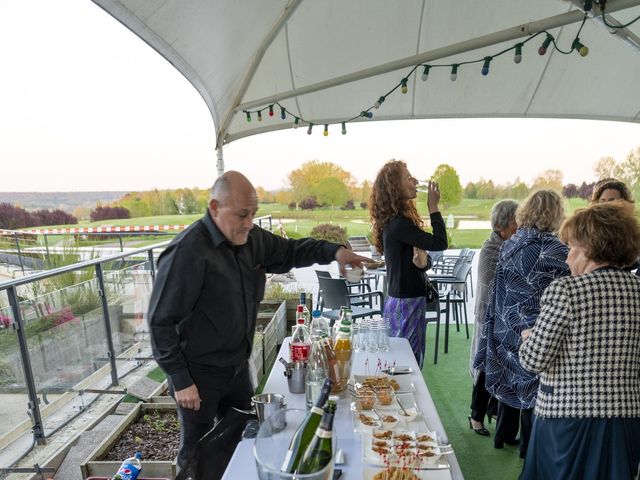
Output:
[217, 0, 304, 147]
[410, 0, 427, 117]
[524, 4, 574, 115]
[285, 23, 304, 120]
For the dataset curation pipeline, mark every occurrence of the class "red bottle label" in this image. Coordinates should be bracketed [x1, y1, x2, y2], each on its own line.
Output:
[290, 343, 310, 362]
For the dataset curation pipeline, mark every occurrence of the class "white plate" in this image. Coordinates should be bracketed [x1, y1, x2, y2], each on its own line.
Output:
[363, 464, 452, 479]
[353, 374, 416, 394]
[362, 429, 449, 470]
[350, 405, 382, 432]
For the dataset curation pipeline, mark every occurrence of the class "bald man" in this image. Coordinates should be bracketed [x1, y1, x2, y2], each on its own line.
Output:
[148, 171, 368, 475]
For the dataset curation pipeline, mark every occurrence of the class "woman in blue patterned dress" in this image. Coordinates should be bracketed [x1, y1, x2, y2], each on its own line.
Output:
[370, 160, 448, 368]
[474, 189, 570, 457]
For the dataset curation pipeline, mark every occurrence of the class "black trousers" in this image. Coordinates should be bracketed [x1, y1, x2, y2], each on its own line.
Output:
[519, 408, 534, 458]
[470, 371, 497, 423]
[495, 400, 520, 447]
[169, 363, 253, 475]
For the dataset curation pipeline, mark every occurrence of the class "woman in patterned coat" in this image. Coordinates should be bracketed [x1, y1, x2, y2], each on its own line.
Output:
[474, 189, 569, 457]
[519, 201, 640, 480]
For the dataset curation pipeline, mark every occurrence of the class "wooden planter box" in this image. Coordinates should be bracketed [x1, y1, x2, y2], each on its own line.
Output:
[80, 403, 178, 479]
[257, 300, 286, 374]
[284, 296, 313, 335]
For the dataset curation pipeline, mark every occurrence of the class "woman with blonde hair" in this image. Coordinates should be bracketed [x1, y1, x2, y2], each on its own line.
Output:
[474, 189, 570, 457]
[370, 160, 448, 367]
[520, 202, 640, 479]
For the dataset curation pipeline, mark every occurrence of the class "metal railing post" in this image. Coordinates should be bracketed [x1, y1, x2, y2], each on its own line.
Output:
[118, 236, 124, 252]
[43, 234, 51, 268]
[13, 232, 25, 275]
[95, 263, 119, 386]
[147, 249, 156, 283]
[8, 286, 46, 445]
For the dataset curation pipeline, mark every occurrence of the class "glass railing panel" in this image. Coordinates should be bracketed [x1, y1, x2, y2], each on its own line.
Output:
[0, 290, 31, 443]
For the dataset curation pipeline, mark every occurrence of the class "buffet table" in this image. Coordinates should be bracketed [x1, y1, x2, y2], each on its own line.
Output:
[223, 337, 463, 479]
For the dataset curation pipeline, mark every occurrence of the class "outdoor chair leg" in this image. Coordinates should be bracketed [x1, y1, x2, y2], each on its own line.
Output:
[444, 297, 450, 354]
[433, 315, 440, 364]
[463, 302, 469, 339]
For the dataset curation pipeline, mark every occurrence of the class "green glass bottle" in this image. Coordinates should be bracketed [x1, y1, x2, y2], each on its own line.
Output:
[295, 400, 337, 474]
[280, 378, 333, 473]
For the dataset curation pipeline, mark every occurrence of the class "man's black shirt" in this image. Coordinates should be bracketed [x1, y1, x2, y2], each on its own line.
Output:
[148, 212, 341, 390]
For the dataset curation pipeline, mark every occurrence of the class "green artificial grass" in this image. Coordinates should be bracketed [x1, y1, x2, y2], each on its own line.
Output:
[422, 324, 524, 480]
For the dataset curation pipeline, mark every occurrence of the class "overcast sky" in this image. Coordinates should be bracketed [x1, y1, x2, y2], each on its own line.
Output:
[2, 1, 640, 192]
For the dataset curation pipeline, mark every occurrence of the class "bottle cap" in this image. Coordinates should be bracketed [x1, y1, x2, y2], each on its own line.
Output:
[312, 310, 321, 317]
[297, 305, 304, 312]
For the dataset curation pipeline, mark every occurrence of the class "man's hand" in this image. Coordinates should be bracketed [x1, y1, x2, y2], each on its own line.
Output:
[174, 384, 201, 411]
[521, 328, 533, 342]
[335, 247, 371, 277]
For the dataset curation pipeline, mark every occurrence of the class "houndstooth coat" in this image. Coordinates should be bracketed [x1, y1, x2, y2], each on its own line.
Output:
[520, 268, 640, 418]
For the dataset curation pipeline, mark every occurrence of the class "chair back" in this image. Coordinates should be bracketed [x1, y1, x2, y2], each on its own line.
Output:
[315, 270, 332, 280]
[317, 276, 352, 310]
[451, 262, 473, 293]
[464, 250, 476, 264]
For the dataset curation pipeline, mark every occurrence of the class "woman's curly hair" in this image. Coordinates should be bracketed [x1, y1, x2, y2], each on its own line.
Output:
[590, 177, 634, 203]
[369, 159, 423, 254]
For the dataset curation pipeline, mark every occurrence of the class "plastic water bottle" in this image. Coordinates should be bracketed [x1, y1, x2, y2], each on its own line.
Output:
[310, 310, 330, 340]
[112, 452, 142, 480]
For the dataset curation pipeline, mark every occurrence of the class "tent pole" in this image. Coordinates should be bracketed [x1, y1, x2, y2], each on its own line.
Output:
[236, 0, 640, 112]
[216, 146, 224, 177]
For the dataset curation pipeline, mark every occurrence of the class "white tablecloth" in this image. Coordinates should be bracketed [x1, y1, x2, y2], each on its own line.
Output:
[223, 337, 463, 479]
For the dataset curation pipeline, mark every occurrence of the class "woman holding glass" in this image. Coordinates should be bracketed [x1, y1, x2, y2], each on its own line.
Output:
[370, 159, 448, 368]
[520, 202, 640, 479]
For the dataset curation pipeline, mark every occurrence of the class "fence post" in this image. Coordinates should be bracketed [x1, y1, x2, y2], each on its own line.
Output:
[13, 232, 25, 275]
[95, 263, 119, 386]
[147, 249, 156, 283]
[43, 234, 51, 268]
[8, 286, 46, 445]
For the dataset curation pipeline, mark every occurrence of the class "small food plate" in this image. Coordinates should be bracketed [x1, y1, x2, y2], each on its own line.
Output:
[351, 404, 382, 432]
[353, 374, 416, 394]
[382, 365, 414, 375]
[363, 465, 451, 480]
[363, 428, 451, 471]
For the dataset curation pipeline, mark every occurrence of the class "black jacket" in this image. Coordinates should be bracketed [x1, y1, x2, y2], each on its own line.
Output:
[148, 212, 341, 390]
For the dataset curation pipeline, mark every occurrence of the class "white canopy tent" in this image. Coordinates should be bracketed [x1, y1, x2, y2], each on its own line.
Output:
[92, 0, 640, 174]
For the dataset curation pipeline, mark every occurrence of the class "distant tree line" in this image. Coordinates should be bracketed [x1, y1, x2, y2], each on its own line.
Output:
[90, 206, 130, 221]
[0, 203, 77, 229]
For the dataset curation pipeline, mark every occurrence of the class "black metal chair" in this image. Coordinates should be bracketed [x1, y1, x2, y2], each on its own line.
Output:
[317, 276, 383, 322]
[425, 280, 452, 364]
[314, 270, 371, 309]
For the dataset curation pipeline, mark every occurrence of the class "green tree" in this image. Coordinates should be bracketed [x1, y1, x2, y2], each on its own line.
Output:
[593, 155, 620, 180]
[287, 160, 354, 204]
[475, 179, 496, 199]
[430, 164, 463, 207]
[311, 177, 349, 208]
[619, 147, 640, 189]
[464, 181, 478, 199]
[510, 180, 530, 199]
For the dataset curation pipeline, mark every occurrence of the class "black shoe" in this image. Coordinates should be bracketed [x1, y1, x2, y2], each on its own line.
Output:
[505, 438, 520, 446]
[468, 415, 490, 436]
[495, 438, 519, 448]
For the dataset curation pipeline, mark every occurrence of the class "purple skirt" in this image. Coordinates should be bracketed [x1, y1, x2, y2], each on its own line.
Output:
[384, 296, 427, 368]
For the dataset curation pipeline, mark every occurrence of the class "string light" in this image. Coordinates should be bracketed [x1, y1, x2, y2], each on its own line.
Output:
[538, 34, 553, 55]
[421, 65, 430, 81]
[514, 43, 523, 64]
[450, 64, 459, 81]
[481, 57, 492, 76]
[400, 78, 408, 94]
[572, 38, 589, 57]
[241, 15, 605, 138]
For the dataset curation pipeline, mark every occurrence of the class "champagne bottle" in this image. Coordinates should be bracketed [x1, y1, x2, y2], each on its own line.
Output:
[280, 378, 333, 473]
[295, 400, 337, 474]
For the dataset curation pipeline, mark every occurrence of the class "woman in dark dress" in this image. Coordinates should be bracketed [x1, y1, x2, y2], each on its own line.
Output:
[519, 201, 640, 480]
[370, 160, 448, 368]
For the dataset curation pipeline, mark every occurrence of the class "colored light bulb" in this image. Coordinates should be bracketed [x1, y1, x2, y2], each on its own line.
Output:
[245, 111, 251, 122]
[481, 57, 491, 76]
[323, 124, 329, 136]
[573, 38, 589, 57]
[421, 65, 430, 81]
[450, 64, 458, 81]
[374, 96, 385, 109]
[293, 117, 300, 129]
[539, 35, 553, 55]
[307, 124, 313, 135]
[341, 122, 346, 135]
[268, 105, 274, 117]
[257, 111, 262, 121]
[514, 44, 523, 64]
[400, 78, 408, 94]
[280, 107, 286, 120]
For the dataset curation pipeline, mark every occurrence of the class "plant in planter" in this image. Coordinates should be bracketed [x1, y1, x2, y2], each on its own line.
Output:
[263, 283, 313, 333]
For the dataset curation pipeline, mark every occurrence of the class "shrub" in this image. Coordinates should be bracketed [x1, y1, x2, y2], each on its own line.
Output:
[90, 206, 130, 221]
[360, 201, 368, 210]
[288, 202, 297, 211]
[341, 200, 355, 210]
[299, 197, 318, 210]
[310, 223, 347, 244]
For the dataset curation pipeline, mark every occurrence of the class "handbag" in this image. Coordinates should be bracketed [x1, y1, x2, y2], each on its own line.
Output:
[424, 274, 439, 304]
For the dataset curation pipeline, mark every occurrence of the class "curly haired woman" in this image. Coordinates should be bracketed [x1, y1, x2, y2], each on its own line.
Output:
[370, 160, 448, 367]
[590, 177, 634, 203]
